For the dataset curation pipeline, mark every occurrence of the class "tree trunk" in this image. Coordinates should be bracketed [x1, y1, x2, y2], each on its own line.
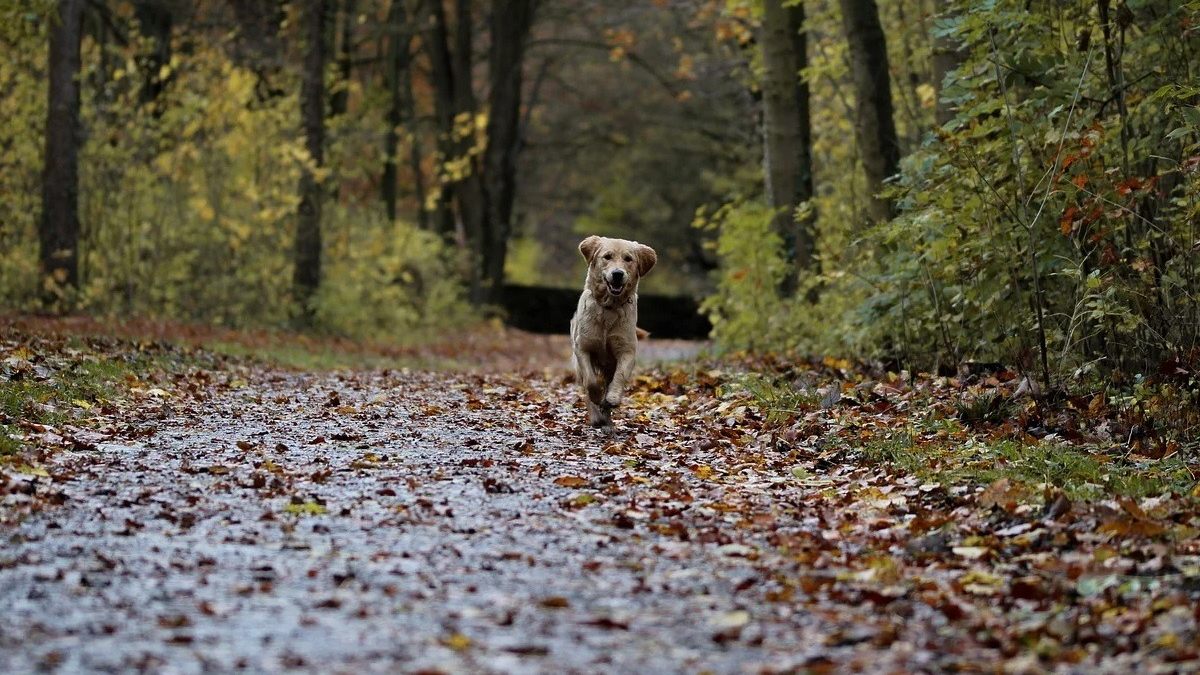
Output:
[449, 0, 489, 304]
[788, 0, 816, 292]
[40, 0, 85, 301]
[330, 0, 356, 118]
[405, 60, 429, 231]
[382, 0, 412, 223]
[480, 0, 537, 307]
[294, 0, 328, 321]
[930, 0, 964, 127]
[760, 0, 817, 295]
[228, 0, 286, 101]
[424, 0, 463, 241]
[839, 0, 900, 223]
[132, 0, 172, 108]
[424, 0, 490, 303]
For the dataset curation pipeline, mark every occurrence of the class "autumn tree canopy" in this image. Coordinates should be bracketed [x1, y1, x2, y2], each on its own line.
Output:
[2, 0, 1198, 379]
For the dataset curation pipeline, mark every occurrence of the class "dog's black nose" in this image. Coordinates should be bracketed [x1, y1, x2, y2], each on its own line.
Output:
[611, 269, 625, 282]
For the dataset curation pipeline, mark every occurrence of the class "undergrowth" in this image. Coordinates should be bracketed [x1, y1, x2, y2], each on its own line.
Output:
[0, 337, 200, 457]
[739, 373, 1199, 502]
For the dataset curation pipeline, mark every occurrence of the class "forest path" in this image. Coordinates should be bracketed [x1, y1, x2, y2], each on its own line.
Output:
[5, 347, 826, 675]
[1, 329, 1196, 674]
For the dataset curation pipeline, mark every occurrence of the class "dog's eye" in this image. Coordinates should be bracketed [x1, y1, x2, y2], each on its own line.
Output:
[624, 255, 633, 262]
[602, 253, 612, 260]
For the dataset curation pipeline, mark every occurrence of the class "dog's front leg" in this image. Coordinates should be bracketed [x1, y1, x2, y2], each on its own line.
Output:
[575, 350, 611, 428]
[604, 348, 636, 410]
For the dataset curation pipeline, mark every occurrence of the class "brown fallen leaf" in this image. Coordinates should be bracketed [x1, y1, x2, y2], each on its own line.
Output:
[579, 616, 629, 630]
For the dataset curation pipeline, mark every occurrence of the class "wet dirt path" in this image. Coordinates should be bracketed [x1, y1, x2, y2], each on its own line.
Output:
[2, 361, 835, 675]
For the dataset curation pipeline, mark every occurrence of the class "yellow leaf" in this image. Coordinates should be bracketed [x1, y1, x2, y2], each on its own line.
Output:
[441, 633, 472, 651]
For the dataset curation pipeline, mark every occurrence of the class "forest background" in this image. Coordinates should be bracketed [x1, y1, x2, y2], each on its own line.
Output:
[3, 0, 1199, 391]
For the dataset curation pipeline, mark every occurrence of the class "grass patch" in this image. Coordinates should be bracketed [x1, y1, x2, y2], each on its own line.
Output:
[736, 368, 1198, 503]
[858, 435, 1197, 500]
[206, 340, 417, 372]
[0, 337, 206, 456]
[0, 424, 21, 457]
[736, 374, 822, 423]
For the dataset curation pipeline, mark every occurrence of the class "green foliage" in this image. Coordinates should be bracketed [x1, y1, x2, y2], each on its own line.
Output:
[0, 17, 474, 340]
[504, 237, 546, 286]
[856, 0, 1200, 376]
[705, 0, 1200, 382]
[859, 435, 1196, 501]
[695, 201, 790, 350]
[78, 40, 303, 323]
[0, 14, 48, 311]
[954, 390, 1011, 427]
[283, 500, 328, 516]
[312, 208, 474, 343]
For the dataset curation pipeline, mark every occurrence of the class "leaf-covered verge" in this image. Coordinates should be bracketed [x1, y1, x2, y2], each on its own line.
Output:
[3, 318, 1199, 673]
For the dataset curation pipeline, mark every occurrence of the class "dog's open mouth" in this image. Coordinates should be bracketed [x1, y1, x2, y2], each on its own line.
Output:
[606, 279, 625, 296]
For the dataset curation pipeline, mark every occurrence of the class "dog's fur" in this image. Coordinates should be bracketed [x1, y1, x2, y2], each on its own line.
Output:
[570, 236, 657, 428]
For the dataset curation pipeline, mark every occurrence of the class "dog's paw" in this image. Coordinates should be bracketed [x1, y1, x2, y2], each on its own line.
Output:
[602, 394, 622, 409]
[591, 402, 614, 429]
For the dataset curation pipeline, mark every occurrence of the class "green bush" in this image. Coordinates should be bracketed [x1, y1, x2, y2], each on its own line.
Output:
[858, 0, 1200, 376]
[0, 21, 475, 340]
[313, 208, 475, 342]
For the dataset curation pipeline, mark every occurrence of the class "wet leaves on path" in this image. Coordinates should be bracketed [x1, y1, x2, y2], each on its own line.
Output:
[1, 323, 1199, 673]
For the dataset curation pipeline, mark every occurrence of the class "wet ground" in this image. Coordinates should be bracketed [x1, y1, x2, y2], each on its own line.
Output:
[2, 359, 828, 675]
[3, 332, 1198, 674]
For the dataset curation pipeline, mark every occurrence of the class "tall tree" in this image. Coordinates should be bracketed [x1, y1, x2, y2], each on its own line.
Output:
[481, 0, 538, 305]
[40, 0, 85, 300]
[381, 0, 419, 224]
[132, 0, 173, 107]
[294, 0, 329, 321]
[839, 0, 899, 223]
[330, 0, 356, 118]
[228, 0, 286, 101]
[930, 0, 964, 127]
[423, 0, 538, 306]
[760, 0, 816, 294]
[424, 0, 467, 241]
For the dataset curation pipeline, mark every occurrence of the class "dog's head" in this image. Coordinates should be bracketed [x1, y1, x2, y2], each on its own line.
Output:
[579, 236, 656, 305]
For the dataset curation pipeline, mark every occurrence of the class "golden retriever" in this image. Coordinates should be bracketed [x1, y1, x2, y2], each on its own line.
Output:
[570, 236, 657, 429]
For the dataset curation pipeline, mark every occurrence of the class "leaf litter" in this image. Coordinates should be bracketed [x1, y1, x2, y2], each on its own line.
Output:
[1, 321, 1198, 674]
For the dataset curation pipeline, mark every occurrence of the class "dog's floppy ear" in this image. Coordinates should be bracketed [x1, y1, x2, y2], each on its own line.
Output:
[579, 236, 602, 263]
[636, 244, 657, 276]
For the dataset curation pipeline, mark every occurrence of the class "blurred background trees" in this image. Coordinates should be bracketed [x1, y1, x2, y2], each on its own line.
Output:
[3, 0, 1198, 383]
